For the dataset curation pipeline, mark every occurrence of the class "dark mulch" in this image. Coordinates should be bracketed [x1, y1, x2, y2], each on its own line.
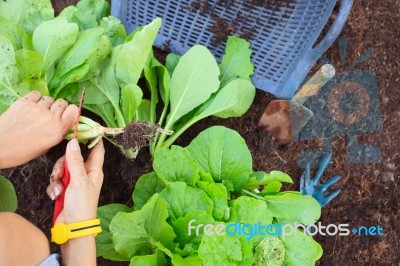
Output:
[1, 0, 398, 265]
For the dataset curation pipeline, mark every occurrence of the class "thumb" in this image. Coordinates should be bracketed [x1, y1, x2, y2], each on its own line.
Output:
[66, 139, 87, 183]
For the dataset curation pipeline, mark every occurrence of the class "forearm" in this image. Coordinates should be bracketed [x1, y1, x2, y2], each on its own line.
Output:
[61, 235, 96, 266]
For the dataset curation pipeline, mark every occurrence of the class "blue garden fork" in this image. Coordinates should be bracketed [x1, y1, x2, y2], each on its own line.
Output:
[300, 153, 341, 207]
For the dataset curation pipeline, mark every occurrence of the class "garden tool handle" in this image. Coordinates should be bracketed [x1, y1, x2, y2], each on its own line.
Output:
[53, 161, 70, 225]
[291, 64, 335, 106]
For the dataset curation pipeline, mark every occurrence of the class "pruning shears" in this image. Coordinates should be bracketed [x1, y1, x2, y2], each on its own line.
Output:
[53, 89, 85, 225]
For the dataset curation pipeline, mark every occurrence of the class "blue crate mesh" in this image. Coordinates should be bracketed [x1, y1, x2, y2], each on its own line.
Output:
[112, 0, 353, 99]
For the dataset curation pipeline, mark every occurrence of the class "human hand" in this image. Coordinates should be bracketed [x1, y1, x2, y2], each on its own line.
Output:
[47, 138, 104, 224]
[0, 91, 78, 169]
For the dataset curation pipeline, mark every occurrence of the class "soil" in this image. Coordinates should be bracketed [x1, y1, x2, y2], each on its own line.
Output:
[1, 0, 398, 265]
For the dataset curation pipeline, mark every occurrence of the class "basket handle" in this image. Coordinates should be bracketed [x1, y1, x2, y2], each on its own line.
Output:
[308, 0, 354, 61]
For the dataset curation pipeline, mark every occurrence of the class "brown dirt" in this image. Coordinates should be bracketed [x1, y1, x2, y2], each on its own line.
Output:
[114, 121, 161, 150]
[0, 0, 398, 265]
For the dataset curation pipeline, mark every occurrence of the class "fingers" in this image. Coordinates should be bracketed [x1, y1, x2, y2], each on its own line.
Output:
[22, 91, 42, 102]
[61, 104, 79, 133]
[47, 156, 66, 200]
[66, 139, 87, 184]
[51, 156, 66, 180]
[50, 99, 68, 117]
[85, 139, 105, 186]
[37, 96, 55, 109]
[46, 180, 64, 200]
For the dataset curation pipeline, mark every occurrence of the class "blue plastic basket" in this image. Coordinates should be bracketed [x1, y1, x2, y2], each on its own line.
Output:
[111, 0, 353, 99]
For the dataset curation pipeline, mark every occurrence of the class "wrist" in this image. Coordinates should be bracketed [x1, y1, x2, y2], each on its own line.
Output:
[61, 235, 96, 266]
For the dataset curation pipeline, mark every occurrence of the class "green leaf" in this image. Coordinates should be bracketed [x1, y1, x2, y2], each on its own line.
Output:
[85, 102, 117, 128]
[21, 0, 54, 34]
[144, 53, 159, 123]
[219, 36, 253, 87]
[245, 171, 293, 191]
[186, 126, 252, 192]
[110, 194, 176, 258]
[155, 242, 203, 266]
[0, 17, 24, 49]
[153, 146, 199, 187]
[159, 182, 213, 221]
[281, 230, 323, 266]
[196, 181, 229, 221]
[96, 204, 132, 261]
[196, 79, 255, 119]
[167, 45, 220, 125]
[0, 36, 28, 113]
[32, 17, 79, 71]
[15, 49, 44, 82]
[74, 0, 110, 30]
[136, 99, 152, 121]
[120, 84, 143, 124]
[132, 172, 165, 211]
[116, 18, 161, 87]
[54, 64, 90, 98]
[100, 16, 127, 47]
[56, 27, 104, 77]
[264, 193, 321, 225]
[253, 237, 285, 266]
[0, 0, 28, 24]
[229, 196, 272, 225]
[165, 53, 180, 76]
[87, 34, 112, 69]
[0, 176, 17, 212]
[172, 210, 214, 254]
[260, 180, 282, 194]
[130, 250, 167, 266]
[157, 63, 171, 105]
[198, 224, 253, 266]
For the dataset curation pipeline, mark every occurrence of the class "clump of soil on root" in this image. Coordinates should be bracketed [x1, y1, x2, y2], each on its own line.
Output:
[114, 121, 161, 150]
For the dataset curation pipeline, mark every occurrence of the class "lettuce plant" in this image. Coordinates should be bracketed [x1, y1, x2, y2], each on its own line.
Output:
[96, 126, 323, 265]
[0, 175, 18, 212]
[0, 0, 256, 159]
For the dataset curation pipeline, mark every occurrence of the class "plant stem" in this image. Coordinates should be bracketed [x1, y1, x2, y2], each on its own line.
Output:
[151, 102, 169, 155]
[241, 189, 267, 201]
[161, 117, 200, 149]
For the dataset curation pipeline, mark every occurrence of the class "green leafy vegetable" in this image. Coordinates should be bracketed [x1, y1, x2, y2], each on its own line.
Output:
[159, 182, 213, 221]
[0, 176, 18, 212]
[132, 172, 165, 211]
[99, 126, 323, 265]
[32, 17, 79, 72]
[110, 194, 176, 258]
[187, 126, 252, 192]
[153, 146, 199, 187]
[198, 225, 253, 266]
[96, 204, 132, 261]
[281, 229, 323, 265]
[264, 193, 321, 225]
[253, 237, 285, 266]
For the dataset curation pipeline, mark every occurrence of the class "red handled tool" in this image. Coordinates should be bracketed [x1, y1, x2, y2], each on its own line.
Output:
[53, 89, 85, 225]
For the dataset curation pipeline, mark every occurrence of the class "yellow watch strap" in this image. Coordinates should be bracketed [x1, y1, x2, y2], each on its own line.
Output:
[51, 219, 102, 244]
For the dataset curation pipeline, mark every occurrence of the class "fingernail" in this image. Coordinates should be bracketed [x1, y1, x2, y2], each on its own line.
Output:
[53, 186, 61, 198]
[50, 191, 56, 200]
[69, 138, 80, 152]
